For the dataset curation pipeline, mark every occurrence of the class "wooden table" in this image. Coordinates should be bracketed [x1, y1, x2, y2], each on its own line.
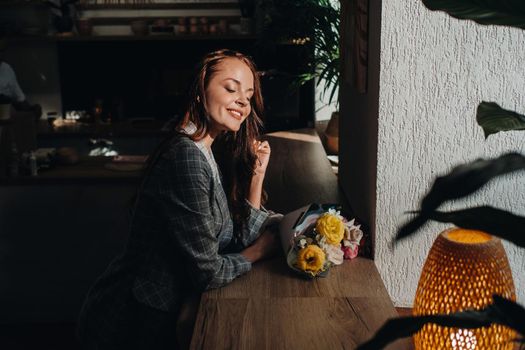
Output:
[190, 129, 409, 349]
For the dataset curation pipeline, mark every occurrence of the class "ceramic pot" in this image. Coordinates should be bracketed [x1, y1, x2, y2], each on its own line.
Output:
[324, 111, 339, 154]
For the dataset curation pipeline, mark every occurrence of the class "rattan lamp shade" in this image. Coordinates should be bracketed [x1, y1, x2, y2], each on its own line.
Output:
[413, 228, 516, 349]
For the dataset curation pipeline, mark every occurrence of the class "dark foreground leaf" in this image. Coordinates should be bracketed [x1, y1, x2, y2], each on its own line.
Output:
[425, 206, 525, 248]
[477, 102, 525, 138]
[422, 0, 525, 29]
[395, 153, 525, 243]
[357, 295, 525, 350]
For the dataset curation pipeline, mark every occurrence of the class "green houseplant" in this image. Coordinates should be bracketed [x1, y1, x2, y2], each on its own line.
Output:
[259, 0, 340, 150]
[259, 0, 340, 100]
[259, 0, 340, 94]
[293, 0, 340, 107]
[356, 1, 525, 349]
[300, 0, 340, 154]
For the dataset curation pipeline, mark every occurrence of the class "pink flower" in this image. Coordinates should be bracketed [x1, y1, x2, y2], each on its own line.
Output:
[342, 243, 359, 259]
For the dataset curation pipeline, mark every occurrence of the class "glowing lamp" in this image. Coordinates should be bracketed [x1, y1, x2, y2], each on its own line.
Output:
[413, 228, 516, 349]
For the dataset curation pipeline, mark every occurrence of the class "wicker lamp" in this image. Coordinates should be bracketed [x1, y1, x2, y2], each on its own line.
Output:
[413, 228, 516, 349]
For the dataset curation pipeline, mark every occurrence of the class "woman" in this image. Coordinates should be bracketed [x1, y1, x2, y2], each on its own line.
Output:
[77, 49, 280, 349]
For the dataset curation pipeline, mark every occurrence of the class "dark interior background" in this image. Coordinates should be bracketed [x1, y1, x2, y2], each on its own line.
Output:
[58, 38, 315, 131]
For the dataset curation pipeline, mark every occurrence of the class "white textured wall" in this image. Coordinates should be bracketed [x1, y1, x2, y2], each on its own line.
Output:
[376, 0, 525, 307]
[315, 79, 338, 121]
[314, 0, 340, 122]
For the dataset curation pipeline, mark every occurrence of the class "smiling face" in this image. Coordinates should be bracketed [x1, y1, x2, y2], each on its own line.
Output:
[204, 57, 254, 134]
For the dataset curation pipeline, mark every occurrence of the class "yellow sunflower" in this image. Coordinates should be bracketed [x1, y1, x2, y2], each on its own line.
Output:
[315, 213, 344, 245]
[295, 244, 326, 274]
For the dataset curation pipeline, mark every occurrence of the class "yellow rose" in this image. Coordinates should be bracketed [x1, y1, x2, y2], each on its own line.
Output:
[296, 244, 326, 274]
[315, 213, 344, 245]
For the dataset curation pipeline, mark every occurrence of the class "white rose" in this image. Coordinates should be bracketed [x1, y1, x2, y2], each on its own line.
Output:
[324, 244, 344, 265]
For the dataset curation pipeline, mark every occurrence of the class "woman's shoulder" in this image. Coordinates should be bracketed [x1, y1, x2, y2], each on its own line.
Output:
[158, 134, 211, 175]
[162, 134, 203, 160]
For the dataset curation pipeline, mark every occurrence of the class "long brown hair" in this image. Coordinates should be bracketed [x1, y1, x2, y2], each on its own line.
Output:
[142, 49, 265, 240]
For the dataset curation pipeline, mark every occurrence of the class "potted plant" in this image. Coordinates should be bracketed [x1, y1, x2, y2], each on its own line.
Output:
[302, 0, 340, 154]
[356, 1, 525, 349]
[259, 0, 340, 150]
[278, 0, 341, 107]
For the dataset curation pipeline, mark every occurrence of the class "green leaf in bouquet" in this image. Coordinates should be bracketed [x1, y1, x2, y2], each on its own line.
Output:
[476, 101, 525, 138]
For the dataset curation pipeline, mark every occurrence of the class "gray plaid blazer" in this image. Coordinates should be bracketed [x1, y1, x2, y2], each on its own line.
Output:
[78, 135, 269, 339]
[129, 135, 269, 310]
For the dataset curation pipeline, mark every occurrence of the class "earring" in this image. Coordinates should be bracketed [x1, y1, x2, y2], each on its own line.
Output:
[196, 95, 201, 103]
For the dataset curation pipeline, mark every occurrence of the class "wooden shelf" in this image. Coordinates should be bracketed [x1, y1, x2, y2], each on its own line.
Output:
[88, 15, 239, 26]
[55, 34, 257, 41]
[11, 33, 256, 42]
[77, 2, 239, 10]
[0, 1, 46, 6]
[36, 119, 168, 138]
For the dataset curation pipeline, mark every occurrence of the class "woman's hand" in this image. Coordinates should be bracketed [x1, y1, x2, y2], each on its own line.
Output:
[248, 140, 271, 209]
[253, 140, 271, 176]
[241, 229, 280, 263]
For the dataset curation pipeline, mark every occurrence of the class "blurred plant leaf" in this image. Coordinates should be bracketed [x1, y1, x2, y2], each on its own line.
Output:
[396, 153, 525, 242]
[419, 206, 525, 248]
[357, 295, 525, 350]
[477, 101, 525, 138]
[421, 0, 525, 29]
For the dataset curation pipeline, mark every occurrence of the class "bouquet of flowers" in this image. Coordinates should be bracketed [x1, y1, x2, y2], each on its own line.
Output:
[279, 204, 363, 278]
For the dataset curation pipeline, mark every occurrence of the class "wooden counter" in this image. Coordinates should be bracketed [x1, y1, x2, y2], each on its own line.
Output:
[191, 258, 407, 349]
[36, 119, 170, 138]
[190, 129, 409, 349]
[0, 156, 143, 186]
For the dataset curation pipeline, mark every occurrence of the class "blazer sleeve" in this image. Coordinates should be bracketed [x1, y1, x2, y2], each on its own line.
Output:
[155, 142, 251, 291]
[239, 200, 270, 247]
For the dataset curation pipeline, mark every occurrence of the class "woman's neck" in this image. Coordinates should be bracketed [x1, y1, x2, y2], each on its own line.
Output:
[201, 129, 219, 149]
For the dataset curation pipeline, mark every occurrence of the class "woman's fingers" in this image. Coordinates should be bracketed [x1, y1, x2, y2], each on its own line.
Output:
[254, 140, 270, 153]
[253, 140, 271, 171]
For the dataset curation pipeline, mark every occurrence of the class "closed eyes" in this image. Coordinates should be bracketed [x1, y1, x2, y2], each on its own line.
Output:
[225, 87, 253, 100]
